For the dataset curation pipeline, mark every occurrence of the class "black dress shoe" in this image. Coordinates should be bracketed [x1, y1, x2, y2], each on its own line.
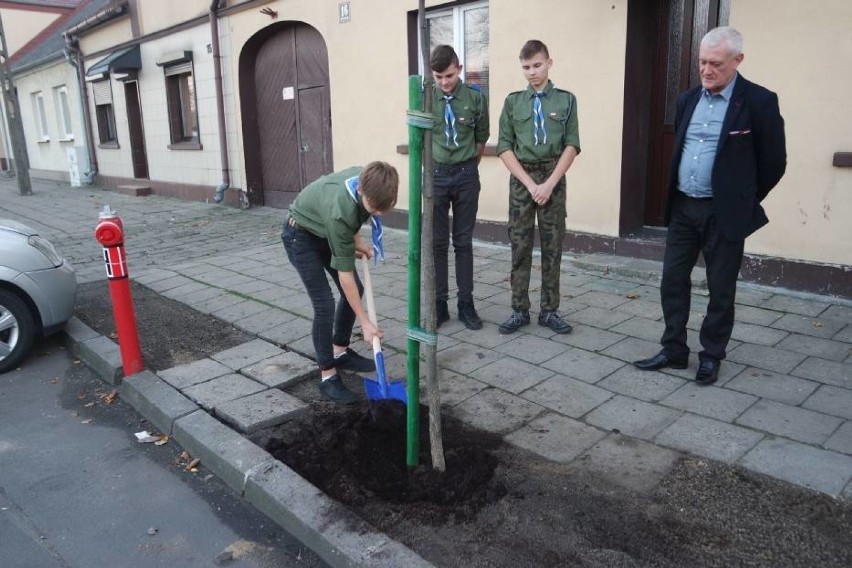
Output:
[458, 301, 483, 330]
[436, 301, 450, 328]
[633, 351, 688, 371]
[695, 359, 720, 385]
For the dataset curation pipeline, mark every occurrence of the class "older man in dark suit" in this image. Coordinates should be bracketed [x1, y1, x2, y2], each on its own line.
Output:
[634, 26, 787, 385]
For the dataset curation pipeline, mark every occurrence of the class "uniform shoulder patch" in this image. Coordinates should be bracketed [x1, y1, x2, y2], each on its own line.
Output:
[467, 83, 481, 92]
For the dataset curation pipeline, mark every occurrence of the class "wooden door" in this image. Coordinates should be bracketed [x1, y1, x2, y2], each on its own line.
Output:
[124, 81, 148, 179]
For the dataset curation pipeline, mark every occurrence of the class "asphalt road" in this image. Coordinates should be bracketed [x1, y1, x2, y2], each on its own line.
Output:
[0, 337, 325, 568]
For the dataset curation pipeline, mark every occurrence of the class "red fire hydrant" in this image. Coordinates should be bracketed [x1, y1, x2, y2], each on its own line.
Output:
[94, 206, 143, 376]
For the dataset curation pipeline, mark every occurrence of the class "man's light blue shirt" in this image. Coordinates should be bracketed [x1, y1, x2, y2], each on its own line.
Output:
[678, 74, 738, 198]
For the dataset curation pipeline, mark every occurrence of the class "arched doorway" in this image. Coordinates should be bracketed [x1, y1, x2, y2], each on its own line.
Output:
[239, 22, 333, 208]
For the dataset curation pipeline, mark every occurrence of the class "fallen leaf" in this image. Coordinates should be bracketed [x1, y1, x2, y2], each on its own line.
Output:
[100, 390, 118, 404]
[155, 435, 169, 446]
[81, 419, 93, 424]
[50, 378, 60, 384]
[626, 292, 640, 299]
[812, 321, 823, 328]
[179, 450, 191, 460]
[147, 527, 158, 536]
[190, 468, 199, 473]
[186, 458, 201, 471]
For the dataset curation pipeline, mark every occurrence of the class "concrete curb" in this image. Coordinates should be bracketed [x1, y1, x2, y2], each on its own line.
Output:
[61, 320, 435, 568]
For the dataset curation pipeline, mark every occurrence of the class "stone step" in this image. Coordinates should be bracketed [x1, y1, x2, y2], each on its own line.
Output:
[571, 253, 708, 289]
[115, 184, 152, 197]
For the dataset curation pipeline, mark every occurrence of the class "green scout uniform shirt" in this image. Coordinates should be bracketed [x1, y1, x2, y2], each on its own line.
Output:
[432, 81, 489, 165]
[496, 80, 580, 162]
[288, 166, 371, 272]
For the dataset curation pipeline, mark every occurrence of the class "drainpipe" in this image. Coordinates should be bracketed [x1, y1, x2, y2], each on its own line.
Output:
[63, 39, 97, 184]
[210, 0, 230, 203]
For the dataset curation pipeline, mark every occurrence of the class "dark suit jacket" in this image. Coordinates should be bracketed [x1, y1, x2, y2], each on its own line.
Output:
[665, 74, 787, 240]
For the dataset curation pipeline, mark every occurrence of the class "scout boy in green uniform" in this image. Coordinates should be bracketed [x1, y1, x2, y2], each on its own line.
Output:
[496, 40, 580, 335]
[430, 45, 490, 330]
[282, 162, 399, 404]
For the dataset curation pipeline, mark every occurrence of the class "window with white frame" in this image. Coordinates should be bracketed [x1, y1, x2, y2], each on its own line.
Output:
[54, 85, 74, 139]
[423, 1, 490, 96]
[31, 91, 49, 141]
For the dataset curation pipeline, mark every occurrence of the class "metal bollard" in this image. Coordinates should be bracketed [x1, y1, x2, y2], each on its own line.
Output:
[94, 205, 143, 376]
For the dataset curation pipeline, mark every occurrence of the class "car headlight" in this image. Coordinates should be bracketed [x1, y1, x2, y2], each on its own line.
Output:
[28, 235, 63, 267]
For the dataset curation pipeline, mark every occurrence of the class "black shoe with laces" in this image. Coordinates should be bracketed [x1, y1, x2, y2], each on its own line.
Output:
[538, 311, 573, 334]
[333, 348, 375, 372]
[318, 375, 357, 405]
[457, 301, 483, 330]
[498, 309, 530, 334]
[436, 300, 450, 328]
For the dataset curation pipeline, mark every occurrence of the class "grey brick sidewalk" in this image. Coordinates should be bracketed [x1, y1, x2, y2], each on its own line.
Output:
[3, 178, 850, 500]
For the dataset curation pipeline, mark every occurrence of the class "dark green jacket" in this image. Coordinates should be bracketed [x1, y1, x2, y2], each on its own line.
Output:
[432, 81, 489, 164]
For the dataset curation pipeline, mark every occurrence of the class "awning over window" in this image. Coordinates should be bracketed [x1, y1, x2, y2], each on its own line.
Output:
[86, 45, 141, 80]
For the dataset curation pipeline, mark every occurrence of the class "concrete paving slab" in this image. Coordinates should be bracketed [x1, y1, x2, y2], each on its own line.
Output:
[609, 316, 663, 343]
[740, 438, 852, 496]
[451, 388, 545, 435]
[601, 336, 661, 364]
[727, 343, 808, 374]
[437, 343, 503, 375]
[549, 324, 626, 352]
[182, 374, 267, 410]
[724, 368, 819, 406]
[824, 421, 852, 455]
[834, 325, 852, 344]
[659, 383, 757, 422]
[770, 313, 846, 339]
[213, 299, 270, 322]
[244, 462, 433, 568]
[119, 370, 198, 435]
[421, 371, 490, 407]
[578, 434, 682, 493]
[734, 304, 784, 326]
[661, 358, 745, 387]
[158, 358, 232, 390]
[597, 366, 685, 402]
[584, 395, 682, 441]
[234, 308, 297, 335]
[820, 304, 852, 324]
[736, 399, 843, 445]
[733, 287, 776, 308]
[730, 321, 788, 346]
[569, 306, 633, 330]
[161, 281, 210, 300]
[522, 374, 613, 418]
[612, 299, 663, 321]
[241, 351, 317, 389]
[791, 357, 852, 389]
[194, 294, 247, 315]
[469, 356, 553, 394]
[582, 278, 647, 296]
[541, 347, 625, 384]
[655, 413, 764, 463]
[262, 319, 312, 346]
[802, 385, 852, 420]
[145, 274, 195, 293]
[571, 290, 632, 309]
[776, 333, 851, 362]
[761, 295, 831, 317]
[215, 389, 309, 434]
[212, 339, 284, 370]
[493, 333, 567, 365]
[449, 327, 514, 350]
[504, 412, 607, 463]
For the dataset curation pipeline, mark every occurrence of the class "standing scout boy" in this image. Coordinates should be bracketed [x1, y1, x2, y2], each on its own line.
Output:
[282, 162, 398, 404]
[496, 40, 580, 335]
[430, 45, 489, 330]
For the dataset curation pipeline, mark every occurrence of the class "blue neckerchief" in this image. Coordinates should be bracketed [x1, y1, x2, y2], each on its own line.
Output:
[443, 94, 459, 147]
[344, 175, 384, 265]
[533, 92, 547, 145]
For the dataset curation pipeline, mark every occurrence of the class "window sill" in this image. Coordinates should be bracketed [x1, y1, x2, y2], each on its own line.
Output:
[37, 138, 50, 144]
[58, 137, 75, 143]
[168, 141, 203, 151]
[395, 143, 498, 157]
[99, 141, 120, 149]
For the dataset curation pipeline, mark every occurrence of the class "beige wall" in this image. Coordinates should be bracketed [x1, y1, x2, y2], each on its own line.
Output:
[137, 0, 207, 36]
[2, 8, 61, 56]
[78, 18, 133, 55]
[729, 0, 852, 265]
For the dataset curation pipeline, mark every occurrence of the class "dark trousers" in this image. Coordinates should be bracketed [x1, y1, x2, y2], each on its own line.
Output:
[433, 159, 481, 305]
[282, 221, 363, 371]
[660, 193, 744, 362]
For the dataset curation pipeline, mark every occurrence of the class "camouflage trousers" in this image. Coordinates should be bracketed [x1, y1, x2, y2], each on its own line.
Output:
[507, 160, 566, 312]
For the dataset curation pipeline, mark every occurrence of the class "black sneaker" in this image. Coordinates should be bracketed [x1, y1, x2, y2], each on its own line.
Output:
[333, 348, 375, 372]
[538, 311, 573, 334]
[458, 301, 483, 330]
[318, 376, 357, 405]
[436, 301, 450, 328]
[498, 310, 530, 334]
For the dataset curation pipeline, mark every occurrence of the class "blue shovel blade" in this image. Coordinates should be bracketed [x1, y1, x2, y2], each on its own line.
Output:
[363, 350, 407, 404]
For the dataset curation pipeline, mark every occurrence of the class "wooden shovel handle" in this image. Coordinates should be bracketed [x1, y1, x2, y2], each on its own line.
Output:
[361, 256, 378, 326]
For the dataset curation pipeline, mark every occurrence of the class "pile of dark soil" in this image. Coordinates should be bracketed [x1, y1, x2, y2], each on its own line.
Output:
[74, 280, 252, 371]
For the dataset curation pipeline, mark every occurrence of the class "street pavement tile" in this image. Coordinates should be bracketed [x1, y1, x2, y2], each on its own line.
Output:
[260, 319, 312, 346]
[494, 333, 568, 365]
[613, 299, 663, 321]
[724, 368, 819, 406]
[132, 268, 177, 285]
[234, 308, 296, 335]
[158, 358, 232, 390]
[601, 336, 661, 364]
[182, 374, 266, 410]
[569, 306, 633, 330]
[214, 389, 308, 434]
[659, 383, 757, 422]
[437, 343, 503, 375]
[802, 385, 852, 420]
[194, 293, 247, 315]
[597, 366, 685, 402]
[451, 388, 545, 435]
[730, 321, 788, 347]
[656, 414, 763, 463]
[776, 333, 851, 362]
[736, 399, 843, 445]
[760, 295, 831, 317]
[161, 281, 210, 300]
[541, 347, 625, 383]
[213, 299, 270, 322]
[550, 324, 626, 352]
[472, 282, 506, 301]
[733, 287, 775, 308]
[144, 274, 195, 293]
[824, 421, 852, 455]
[584, 395, 682, 441]
[570, 290, 632, 309]
[740, 438, 852, 496]
[791, 357, 852, 389]
[820, 304, 852, 324]
[473, 268, 510, 286]
[561, 272, 600, 287]
[661, 359, 745, 387]
[727, 343, 807, 374]
[733, 304, 784, 326]
[450, 327, 515, 350]
[521, 375, 613, 418]
[470, 357, 554, 394]
[833, 325, 852, 343]
[241, 352, 317, 389]
[582, 278, 643, 295]
[421, 372, 490, 407]
[212, 339, 285, 370]
[504, 413, 607, 463]
[610, 317, 664, 344]
[685, 311, 706, 331]
[770, 313, 846, 339]
[578, 434, 682, 493]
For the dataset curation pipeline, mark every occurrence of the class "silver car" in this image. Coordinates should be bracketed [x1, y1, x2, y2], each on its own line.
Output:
[0, 219, 77, 373]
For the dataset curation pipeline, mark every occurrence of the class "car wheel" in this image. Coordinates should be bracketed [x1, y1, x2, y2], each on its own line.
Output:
[0, 289, 36, 373]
